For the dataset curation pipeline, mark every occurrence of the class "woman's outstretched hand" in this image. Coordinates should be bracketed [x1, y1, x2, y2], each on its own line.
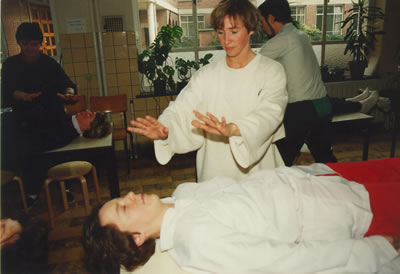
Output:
[192, 110, 241, 137]
[128, 115, 169, 140]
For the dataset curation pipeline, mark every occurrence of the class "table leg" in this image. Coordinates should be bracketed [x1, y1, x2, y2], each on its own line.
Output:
[362, 122, 371, 161]
[390, 111, 399, 157]
[107, 146, 120, 198]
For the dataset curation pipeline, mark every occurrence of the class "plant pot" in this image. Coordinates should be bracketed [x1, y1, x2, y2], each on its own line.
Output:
[153, 79, 166, 95]
[176, 81, 188, 93]
[348, 60, 368, 80]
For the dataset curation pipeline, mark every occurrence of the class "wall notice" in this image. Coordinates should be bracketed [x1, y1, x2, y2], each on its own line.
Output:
[66, 19, 87, 33]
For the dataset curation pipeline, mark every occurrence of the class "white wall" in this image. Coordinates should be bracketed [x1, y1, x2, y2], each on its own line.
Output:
[52, 0, 136, 34]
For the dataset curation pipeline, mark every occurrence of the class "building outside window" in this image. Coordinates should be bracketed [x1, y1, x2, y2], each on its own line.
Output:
[290, 6, 305, 25]
[180, 15, 205, 38]
[316, 5, 344, 36]
[135, 0, 377, 84]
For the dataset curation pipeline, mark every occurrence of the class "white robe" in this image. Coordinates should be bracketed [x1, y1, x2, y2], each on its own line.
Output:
[155, 54, 288, 181]
[159, 165, 398, 273]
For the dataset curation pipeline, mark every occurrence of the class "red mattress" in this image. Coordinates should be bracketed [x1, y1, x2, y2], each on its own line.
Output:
[326, 158, 400, 238]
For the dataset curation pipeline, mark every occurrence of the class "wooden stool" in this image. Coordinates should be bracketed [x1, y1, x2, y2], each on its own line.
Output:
[1, 171, 28, 214]
[44, 161, 101, 228]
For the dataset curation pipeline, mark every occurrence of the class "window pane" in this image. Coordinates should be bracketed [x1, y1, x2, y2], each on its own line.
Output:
[43, 24, 49, 33]
[325, 43, 352, 73]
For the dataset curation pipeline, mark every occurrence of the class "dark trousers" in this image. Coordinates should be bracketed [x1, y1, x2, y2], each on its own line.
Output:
[1, 112, 44, 196]
[329, 97, 361, 115]
[276, 100, 337, 166]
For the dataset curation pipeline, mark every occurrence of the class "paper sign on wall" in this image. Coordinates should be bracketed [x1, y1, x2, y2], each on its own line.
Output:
[66, 19, 87, 33]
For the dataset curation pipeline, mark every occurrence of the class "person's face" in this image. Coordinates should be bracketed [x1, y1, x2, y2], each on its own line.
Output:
[99, 192, 164, 235]
[217, 15, 254, 58]
[76, 110, 96, 131]
[260, 15, 275, 38]
[18, 40, 41, 58]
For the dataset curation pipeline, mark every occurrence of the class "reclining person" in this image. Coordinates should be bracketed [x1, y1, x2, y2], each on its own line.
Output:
[15, 109, 111, 207]
[82, 162, 400, 273]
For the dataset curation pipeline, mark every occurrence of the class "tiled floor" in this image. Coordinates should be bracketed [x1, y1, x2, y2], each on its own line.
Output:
[1, 123, 399, 273]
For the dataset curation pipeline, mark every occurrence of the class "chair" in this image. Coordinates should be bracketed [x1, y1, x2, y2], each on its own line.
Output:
[64, 95, 87, 115]
[44, 161, 101, 229]
[1, 171, 28, 214]
[90, 94, 134, 173]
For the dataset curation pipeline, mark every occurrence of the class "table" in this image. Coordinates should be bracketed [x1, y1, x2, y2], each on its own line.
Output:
[332, 112, 373, 161]
[42, 134, 120, 198]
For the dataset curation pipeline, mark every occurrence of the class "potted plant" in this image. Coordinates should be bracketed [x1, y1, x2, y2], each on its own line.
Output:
[340, 0, 384, 80]
[138, 25, 183, 94]
[175, 53, 213, 92]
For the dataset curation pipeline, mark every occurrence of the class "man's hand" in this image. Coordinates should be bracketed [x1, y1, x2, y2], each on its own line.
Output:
[128, 115, 169, 140]
[76, 110, 96, 131]
[13, 90, 42, 102]
[382, 235, 400, 250]
[0, 219, 22, 248]
[57, 92, 79, 103]
[192, 110, 241, 137]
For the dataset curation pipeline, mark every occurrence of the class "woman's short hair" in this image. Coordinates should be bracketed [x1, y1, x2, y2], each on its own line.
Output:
[82, 203, 156, 274]
[15, 22, 43, 43]
[210, 0, 259, 32]
[258, 0, 293, 24]
[83, 112, 112, 138]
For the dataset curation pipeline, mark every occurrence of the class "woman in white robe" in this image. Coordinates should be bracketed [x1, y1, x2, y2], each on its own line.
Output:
[129, 0, 288, 181]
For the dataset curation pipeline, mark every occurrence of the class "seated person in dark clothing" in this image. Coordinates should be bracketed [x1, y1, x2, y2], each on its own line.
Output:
[0, 22, 94, 207]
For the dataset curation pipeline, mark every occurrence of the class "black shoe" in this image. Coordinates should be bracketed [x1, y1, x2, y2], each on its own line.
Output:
[66, 191, 75, 204]
[27, 195, 40, 209]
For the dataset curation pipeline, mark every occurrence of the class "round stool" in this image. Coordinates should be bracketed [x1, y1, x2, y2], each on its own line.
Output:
[44, 161, 101, 228]
[1, 171, 28, 214]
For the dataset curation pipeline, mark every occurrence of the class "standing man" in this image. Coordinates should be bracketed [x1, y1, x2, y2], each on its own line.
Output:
[1, 22, 78, 206]
[258, 0, 337, 166]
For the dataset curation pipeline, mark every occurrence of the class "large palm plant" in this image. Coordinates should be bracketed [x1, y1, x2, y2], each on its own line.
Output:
[340, 0, 384, 79]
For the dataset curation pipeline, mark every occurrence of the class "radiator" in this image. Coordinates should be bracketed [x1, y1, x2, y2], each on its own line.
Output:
[324, 78, 393, 98]
[325, 78, 397, 123]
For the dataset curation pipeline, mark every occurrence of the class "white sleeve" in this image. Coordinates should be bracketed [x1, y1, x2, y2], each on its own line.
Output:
[229, 61, 287, 168]
[171, 222, 398, 273]
[154, 71, 207, 165]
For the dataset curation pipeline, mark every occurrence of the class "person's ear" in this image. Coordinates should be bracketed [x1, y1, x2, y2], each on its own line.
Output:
[267, 14, 275, 25]
[131, 232, 146, 247]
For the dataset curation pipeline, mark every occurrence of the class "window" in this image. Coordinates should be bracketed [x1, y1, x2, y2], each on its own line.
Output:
[290, 6, 305, 25]
[103, 17, 124, 32]
[180, 15, 206, 38]
[133, 0, 376, 77]
[316, 5, 344, 36]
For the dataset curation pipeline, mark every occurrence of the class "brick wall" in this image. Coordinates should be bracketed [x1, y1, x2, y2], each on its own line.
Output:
[1, 0, 30, 57]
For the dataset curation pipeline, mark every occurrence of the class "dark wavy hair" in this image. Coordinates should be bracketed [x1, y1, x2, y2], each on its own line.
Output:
[15, 22, 44, 43]
[1, 217, 49, 273]
[258, 0, 293, 24]
[82, 112, 112, 138]
[210, 0, 260, 32]
[82, 203, 156, 274]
